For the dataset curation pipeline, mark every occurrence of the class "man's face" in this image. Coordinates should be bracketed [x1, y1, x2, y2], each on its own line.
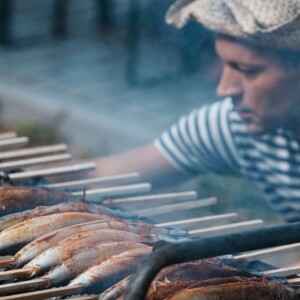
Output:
[215, 37, 300, 135]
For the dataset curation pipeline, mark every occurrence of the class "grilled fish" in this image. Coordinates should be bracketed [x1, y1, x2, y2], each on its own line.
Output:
[0, 212, 102, 254]
[164, 277, 299, 300]
[13, 220, 169, 268]
[0, 202, 134, 231]
[0, 186, 75, 216]
[69, 247, 152, 293]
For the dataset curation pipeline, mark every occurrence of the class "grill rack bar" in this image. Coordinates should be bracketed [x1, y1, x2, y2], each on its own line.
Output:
[0, 137, 29, 150]
[0, 144, 68, 161]
[0, 153, 72, 171]
[2, 162, 96, 182]
[43, 172, 141, 189]
[0, 132, 17, 140]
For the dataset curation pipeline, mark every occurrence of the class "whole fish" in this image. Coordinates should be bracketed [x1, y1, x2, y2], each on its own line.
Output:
[43, 242, 145, 286]
[0, 202, 89, 231]
[25, 229, 156, 277]
[0, 186, 76, 216]
[164, 278, 299, 300]
[69, 247, 152, 293]
[0, 202, 132, 232]
[13, 220, 156, 268]
[0, 186, 137, 219]
[0, 212, 102, 254]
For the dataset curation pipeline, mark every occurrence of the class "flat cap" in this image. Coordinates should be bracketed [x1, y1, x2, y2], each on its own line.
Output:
[166, 0, 300, 51]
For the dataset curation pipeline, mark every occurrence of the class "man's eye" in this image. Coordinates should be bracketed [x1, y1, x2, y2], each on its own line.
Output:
[240, 68, 259, 75]
[238, 67, 262, 77]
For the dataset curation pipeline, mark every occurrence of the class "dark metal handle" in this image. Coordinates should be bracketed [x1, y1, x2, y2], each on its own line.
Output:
[125, 221, 300, 300]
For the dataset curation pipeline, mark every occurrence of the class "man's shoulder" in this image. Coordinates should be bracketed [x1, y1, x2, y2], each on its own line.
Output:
[193, 97, 238, 123]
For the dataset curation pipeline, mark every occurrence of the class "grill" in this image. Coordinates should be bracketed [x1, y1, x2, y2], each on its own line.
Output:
[0, 132, 299, 300]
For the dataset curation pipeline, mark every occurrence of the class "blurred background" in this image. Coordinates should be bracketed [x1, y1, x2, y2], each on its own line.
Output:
[0, 0, 282, 224]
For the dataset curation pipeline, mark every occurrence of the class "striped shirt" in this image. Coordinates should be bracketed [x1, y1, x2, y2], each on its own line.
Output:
[154, 98, 300, 222]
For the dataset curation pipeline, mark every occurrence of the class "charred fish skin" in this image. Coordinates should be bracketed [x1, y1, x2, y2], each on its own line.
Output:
[69, 247, 152, 294]
[164, 279, 299, 300]
[0, 186, 74, 216]
[0, 212, 102, 255]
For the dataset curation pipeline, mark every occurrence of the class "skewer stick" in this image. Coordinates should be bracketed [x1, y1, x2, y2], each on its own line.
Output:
[0, 258, 15, 269]
[134, 197, 217, 216]
[43, 172, 141, 189]
[7, 163, 96, 181]
[72, 183, 151, 200]
[233, 243, 300, 262]
[64, 296, 97, 300]
[0, 268, 33, 281]
[0, 137, 29, 150]
[0, 285, 83, 300]
[264, 266, 300, 277]
[0, 278, 48, 295]
[0, 154, 72, 171]
[0, 144, 68, 161]
[157, 213, 238, 227]
[103, 191, 198, 205]
[188, 220, 264, 237]
[0, 132, 17, 140]
[287, 277, 300, 285]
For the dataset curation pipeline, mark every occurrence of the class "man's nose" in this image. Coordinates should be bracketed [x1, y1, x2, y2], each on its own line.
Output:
[216, 65, 243, 98]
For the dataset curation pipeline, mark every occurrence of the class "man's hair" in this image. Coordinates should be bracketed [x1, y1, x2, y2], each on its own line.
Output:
[273, 49, 300, 69]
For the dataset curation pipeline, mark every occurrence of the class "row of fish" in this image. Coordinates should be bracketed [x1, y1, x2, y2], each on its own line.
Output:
[0, 185, 187, 297]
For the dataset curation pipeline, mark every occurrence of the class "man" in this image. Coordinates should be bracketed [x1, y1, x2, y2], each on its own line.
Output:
[94, 0, 300, 223]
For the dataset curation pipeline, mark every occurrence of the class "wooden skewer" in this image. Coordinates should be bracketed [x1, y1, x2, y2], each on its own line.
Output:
[188, 220, 264, 237]
[7, 163, 96, 181]
[0, 278, 48, 295]
[0, 154, 72, 171]
[103, 191, 198, 205]
[157, 213, 238, 227]
[264, 265, 300, 277]
[233, 243, 300, 262]
[0, 132, 17, 140]
[64, 296, 97, 300]
[43, 172, 141, 189]
[287, 277, 300, 285]
[72, 183, 152, 200]
[0, 284, 83, 300]
[0, 257, 15, 269]
[0, 137, 29, 150]
[134, 197, 217, 216]
[0, 268, 33, 281]
[0, 144, 68, 161]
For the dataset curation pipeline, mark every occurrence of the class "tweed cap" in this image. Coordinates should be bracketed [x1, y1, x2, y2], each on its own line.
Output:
[166, 0, 300, 51]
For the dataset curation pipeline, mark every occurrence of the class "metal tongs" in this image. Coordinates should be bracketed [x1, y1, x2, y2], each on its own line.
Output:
[125, 221, 300, 300]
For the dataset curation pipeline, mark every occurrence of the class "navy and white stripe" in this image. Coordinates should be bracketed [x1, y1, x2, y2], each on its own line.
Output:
[154, 98, 300, 222]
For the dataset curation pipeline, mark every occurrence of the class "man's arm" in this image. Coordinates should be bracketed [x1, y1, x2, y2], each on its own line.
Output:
[92, 143, 190, 189]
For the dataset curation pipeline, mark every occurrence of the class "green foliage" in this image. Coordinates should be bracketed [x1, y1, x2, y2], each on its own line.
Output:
[0, 100, 66, 146]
